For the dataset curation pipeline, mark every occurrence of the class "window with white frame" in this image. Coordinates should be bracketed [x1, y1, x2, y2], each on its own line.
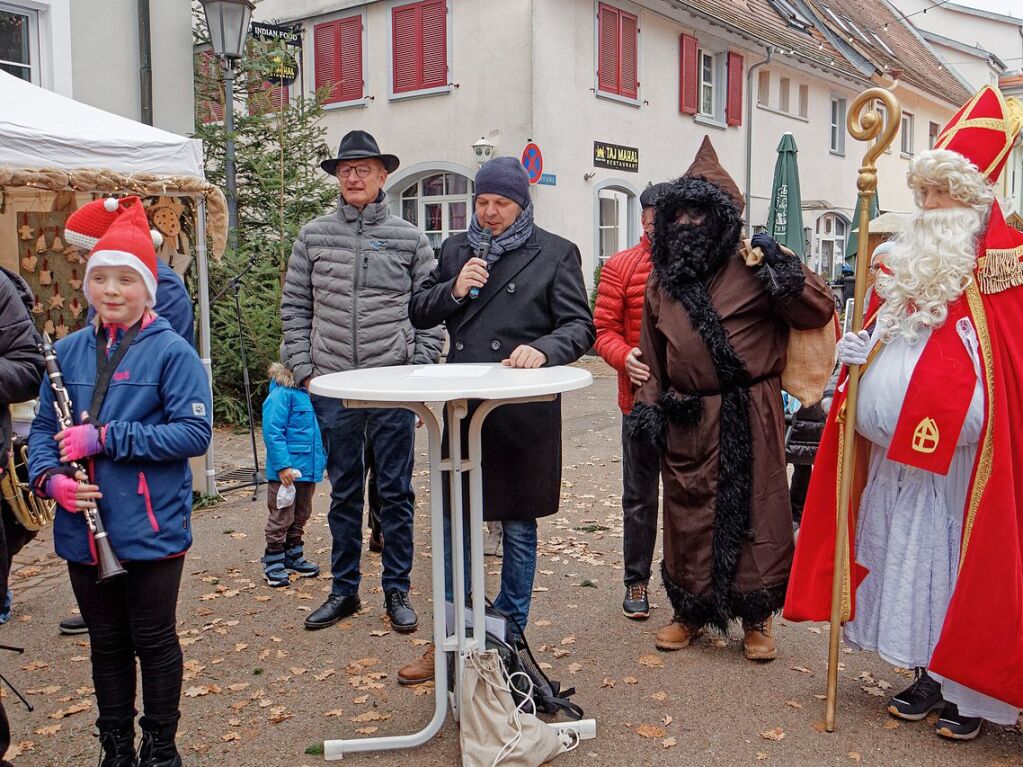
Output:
[830, 97, 846, 155]
[901, 112, 914, 156]
[0, 5, 36, 82]
[598, 189, 629, 264]
[817, 213, 849, 281]
[698, 49, 716, 118]
[400, 172, 473, 253]
[798, 84, 808, 118]
[757, 69, 770, 106]
[779, 76, 790, 112]
[928, 120, 940, 149]
[875, 101, 892, 153]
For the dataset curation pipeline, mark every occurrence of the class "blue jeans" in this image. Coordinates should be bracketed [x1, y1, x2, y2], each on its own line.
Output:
[311, 396, 415, 597]
[443, 515, 537, 638]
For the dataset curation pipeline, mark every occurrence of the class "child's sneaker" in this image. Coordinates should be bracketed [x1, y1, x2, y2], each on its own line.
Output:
[284, 544, 320, 578]
[262, 551, 290, 587]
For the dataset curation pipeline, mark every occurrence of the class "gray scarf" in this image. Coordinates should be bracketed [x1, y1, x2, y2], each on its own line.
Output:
[467, 202, 535, 266]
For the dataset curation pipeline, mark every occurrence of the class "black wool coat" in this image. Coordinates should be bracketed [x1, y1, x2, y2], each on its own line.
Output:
[409, 227, 595, 521]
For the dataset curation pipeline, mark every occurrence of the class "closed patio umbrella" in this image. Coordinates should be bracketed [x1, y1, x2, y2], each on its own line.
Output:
[766, 132, 805, 258]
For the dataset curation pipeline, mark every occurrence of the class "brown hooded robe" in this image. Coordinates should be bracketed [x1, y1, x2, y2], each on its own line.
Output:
[628, 138, 834, 631]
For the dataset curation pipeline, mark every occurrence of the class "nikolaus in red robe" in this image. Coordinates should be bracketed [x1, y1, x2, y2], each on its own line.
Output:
[786, 85, 1023, 727]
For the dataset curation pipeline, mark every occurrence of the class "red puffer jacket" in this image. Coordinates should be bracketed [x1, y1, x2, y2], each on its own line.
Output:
[593, 236, 653, 414]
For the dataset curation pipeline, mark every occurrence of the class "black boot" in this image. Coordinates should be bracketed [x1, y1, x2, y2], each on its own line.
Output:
[137, 726, 181, 767]
[97, 724, 136, 767]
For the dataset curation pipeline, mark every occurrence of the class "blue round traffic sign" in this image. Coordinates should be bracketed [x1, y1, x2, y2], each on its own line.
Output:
[521, 143, 543, 185]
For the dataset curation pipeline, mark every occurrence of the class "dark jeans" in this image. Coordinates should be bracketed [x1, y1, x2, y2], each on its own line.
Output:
[264, 481, 316, 553]
[364, 437, 381, 537]
[0, 497, 38, 598]
[621, 421, 660, 586]
[443, 514, 537, 638]
[311, 396, 415, 596]
[789, 464, 812, 526]
[67, 556, 185, 734]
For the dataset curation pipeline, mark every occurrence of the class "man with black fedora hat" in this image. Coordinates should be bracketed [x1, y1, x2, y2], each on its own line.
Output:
[281, 130, 443, 633]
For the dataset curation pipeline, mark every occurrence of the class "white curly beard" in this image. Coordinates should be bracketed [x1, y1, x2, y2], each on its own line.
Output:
[876, 207, 985, 344]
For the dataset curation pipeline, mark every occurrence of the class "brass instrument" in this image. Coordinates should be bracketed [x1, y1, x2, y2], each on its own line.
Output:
[41, 333, 126, 582]
[1, 424, 55, 531]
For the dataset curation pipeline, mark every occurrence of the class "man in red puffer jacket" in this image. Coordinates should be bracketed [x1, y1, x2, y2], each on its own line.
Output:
[594, 182, 668, 621]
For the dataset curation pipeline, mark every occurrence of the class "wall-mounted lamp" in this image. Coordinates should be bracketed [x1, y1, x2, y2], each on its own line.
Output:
[472, 136, 496, 167]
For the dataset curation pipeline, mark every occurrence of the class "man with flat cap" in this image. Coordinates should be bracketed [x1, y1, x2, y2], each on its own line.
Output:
[594, 181, 670, 621]
[281, 130, 443, 632]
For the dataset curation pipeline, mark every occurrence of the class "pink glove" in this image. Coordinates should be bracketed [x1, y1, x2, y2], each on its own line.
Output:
[46, 472, 83, 513]
[58, 423, 103, 462]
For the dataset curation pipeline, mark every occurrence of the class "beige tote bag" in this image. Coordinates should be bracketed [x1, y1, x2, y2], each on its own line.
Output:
[459, 650, 575, 767]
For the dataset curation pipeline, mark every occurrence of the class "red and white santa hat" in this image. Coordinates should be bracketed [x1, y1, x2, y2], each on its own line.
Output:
[66, 197, 163, 307]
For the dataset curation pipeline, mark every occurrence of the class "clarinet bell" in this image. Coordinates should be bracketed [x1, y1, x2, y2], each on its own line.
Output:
[94, 531, 127, 582]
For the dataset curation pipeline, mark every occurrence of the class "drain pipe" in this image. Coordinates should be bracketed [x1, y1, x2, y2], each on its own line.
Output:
[138, 0, 153, 125]
[744, 46, 773, 233]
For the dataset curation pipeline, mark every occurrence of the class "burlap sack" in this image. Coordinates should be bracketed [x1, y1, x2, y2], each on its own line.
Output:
[459, 650, 571, 767]
[742, 239, 838, 406]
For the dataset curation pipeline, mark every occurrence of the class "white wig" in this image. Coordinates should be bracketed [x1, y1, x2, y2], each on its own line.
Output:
[906, 149, 995, 209]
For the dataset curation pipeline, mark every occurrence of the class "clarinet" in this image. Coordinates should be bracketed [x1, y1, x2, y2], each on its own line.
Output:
[41, 333, 126, 583]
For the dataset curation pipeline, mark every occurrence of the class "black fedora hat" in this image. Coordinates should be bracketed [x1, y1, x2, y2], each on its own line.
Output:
[320, 130, 400, 176]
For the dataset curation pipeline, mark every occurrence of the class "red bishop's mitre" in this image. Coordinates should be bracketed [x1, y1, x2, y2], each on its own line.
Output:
[933, 85, 1022, 183]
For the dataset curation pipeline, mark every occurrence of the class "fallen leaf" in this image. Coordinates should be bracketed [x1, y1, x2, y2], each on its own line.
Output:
[638, 654, 664, 669]
[351, 711, 390, 723]
[268, 706, 293, 724]
[661, 715, 673, 726]
[560, 635, 576, 645]
[784, 700, 803, 709]
[227, 683, 250, 692]
[289, 667, 307, 676]
[221, 732, 240, 742]
[314, 668, 336, 682]
[662, 737, 677, 749]
[26, 686, 61, 695]
[355, 726, 379, 735]
[22, 661, 48, 672]
[234, 643, 248, 652]
[567, 662, 583, 674]
[49, 701, 91, 720]
[622, 676, 638, 685]
[861, 686, 886, 697]
[324, 709, 345, 718]
[636, 724, 667, 738]
[848, 753, 861, 762]
[369, 630, 390, 637]
[790, 666, 813, 675]
[353, 695, 369, 705]
[883, 720, 900, 730]
[651, 691, 668, 702]
[756, 752, 769, 761]
[183, 685, 220, 698]
[34, 724, 61, 736]
[759, 728, 785, 742]
[600, 678, 615, 689]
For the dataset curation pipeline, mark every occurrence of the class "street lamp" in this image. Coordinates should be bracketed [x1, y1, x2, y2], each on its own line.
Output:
[472, 136, 495, 167]
[200, 0, 254, 242]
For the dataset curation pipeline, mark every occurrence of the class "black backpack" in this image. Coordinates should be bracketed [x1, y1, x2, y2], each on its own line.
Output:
[483, 604, 583, 721]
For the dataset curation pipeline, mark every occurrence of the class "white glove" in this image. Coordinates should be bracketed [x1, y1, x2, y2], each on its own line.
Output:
[837, 330, 871, 366]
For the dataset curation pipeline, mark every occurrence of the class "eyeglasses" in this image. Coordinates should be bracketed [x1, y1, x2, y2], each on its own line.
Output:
[337, 165, 373, 178]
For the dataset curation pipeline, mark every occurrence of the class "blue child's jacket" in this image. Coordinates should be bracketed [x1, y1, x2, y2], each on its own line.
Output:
[28, 317, 212, 563]
[261, 362, 325, 482]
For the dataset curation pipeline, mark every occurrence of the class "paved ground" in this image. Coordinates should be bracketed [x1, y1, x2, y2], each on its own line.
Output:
[2, 357, 1021, 766]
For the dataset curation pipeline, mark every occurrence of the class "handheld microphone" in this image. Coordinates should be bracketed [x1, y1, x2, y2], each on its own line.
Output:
[469, 228, 493, 300]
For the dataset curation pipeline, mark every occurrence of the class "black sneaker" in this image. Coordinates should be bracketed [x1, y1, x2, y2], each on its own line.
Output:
[385, 589, 418, 633]
[59, 614, 88, 635]
[935, 702, 983, 741]
[887, 669, 944, 721]
[304, 594, 361, 630]
[623, 582, 650, 620]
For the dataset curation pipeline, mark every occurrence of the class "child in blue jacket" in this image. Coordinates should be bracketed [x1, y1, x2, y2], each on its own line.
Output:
[261, 360, 325, 586]
[27, 197, 211, 767]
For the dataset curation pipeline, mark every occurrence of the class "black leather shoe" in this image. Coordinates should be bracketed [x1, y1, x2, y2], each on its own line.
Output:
[59, 614, 88, 635]
[385, 589, 418, 633]
[304, 594, 361, 630]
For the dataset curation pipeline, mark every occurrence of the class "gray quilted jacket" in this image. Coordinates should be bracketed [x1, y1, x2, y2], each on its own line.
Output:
[280, 195, 444, 385]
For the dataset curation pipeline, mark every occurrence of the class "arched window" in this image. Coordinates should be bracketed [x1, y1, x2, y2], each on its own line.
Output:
[400, 172, 473, 253]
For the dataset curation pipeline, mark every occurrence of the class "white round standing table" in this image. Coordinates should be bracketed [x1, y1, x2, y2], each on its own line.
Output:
[309, 363, 596, 760]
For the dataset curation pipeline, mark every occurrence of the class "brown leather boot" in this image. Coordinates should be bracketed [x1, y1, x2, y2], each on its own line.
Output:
[742, 616, 777, 661]
[397, 646, 435, 685]
[655, 621, 702, 651]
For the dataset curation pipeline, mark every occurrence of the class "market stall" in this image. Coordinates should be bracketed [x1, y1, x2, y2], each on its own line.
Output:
[0, 70, 227, 495]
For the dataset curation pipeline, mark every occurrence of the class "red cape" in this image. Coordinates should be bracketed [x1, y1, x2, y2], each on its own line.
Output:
[785, 206, 1023, 709]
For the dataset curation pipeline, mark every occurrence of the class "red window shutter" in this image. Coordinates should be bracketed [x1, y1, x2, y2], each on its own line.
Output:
[197, 51, 224, 123]
[247, 80, 288, 116]
[679, 33, 698, 115]
[314, 21, 341, 103]
[392, 4, 420, 93]
[726, 51, 744, 126]
[420, 0, 447, 89]
[338, 16, 364, 101]
[597, 4, 620, 94]
[620, 10, 638, 98]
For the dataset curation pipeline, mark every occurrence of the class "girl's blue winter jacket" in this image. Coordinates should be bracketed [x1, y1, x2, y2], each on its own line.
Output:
[28, 317, 212, 564]
[261, 363, 325, 482]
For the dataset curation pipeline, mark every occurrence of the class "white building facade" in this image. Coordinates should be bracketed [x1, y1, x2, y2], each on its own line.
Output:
[1, 0, 194, 135]
[247, 0, 970, 284]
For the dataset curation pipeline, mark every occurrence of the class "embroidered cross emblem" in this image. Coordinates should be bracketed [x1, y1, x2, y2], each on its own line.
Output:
[912, 418, 940, 454]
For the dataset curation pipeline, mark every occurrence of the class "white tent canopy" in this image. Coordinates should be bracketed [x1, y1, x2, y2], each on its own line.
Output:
[0, 70, 203, 178]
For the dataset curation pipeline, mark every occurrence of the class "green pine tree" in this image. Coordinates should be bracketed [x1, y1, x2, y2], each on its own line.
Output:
[193, 23, 336, 424]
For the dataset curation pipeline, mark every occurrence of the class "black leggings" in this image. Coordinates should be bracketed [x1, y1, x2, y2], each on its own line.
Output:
[68, 556, 185, 734]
